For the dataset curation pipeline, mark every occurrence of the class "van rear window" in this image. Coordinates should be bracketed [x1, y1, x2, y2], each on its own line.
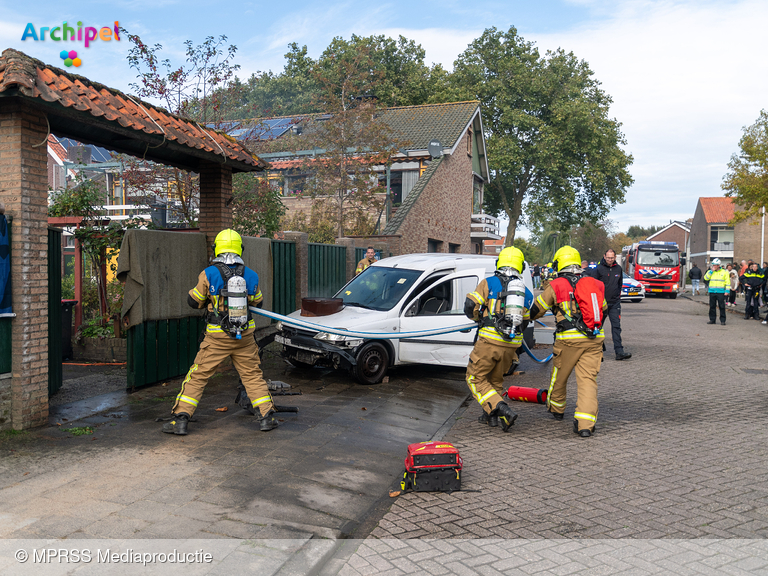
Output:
[336, 267, 422, 311]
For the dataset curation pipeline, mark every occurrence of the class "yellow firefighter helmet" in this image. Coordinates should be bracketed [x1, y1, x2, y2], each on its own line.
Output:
[214, 229, 243, 257]
[497, 246, 525, 272]
[552, 245, 581, 272]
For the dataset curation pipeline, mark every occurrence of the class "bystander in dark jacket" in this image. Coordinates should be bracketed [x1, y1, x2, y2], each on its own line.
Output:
[585, 249, 631, 360]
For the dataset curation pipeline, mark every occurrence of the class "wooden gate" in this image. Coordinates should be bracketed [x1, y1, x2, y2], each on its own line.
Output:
[47, 227, 63, 396]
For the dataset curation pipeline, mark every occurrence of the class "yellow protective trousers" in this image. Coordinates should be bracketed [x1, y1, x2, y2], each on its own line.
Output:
[173, 333, 274, 417]
[465, 336, 520, 415]
[546, 338, 603, 432]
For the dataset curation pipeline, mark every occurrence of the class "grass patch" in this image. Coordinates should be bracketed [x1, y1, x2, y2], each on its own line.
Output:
[0, 429, 28, 439]
[66, 426, 94, 436]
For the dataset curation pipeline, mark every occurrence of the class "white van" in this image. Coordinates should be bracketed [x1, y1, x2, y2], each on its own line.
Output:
[275, 253, 534, 384]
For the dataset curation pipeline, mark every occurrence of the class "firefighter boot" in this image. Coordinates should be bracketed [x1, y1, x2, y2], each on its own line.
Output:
[573, 419, 592, 438]
[259, 410, 279, 432]
[550, 410, 564, 420]
[162, 412, 190, 435]
[477, 412, 499, 427]
[494, 402, 518, 432]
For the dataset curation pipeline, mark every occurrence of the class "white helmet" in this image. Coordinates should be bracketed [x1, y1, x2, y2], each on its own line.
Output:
[712, 258, 721, 266]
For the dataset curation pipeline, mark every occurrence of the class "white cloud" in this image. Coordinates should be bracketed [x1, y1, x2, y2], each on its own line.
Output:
[527, 0, 768, 230]
[372, 27, 481, 68]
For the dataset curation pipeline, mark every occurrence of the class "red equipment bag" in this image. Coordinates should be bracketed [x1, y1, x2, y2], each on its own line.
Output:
[401, 441, 462, 492]
[550, 276, 605, 336]
[506, 385, 548, 404]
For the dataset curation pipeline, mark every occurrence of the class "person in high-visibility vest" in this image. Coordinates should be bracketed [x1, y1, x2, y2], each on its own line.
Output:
[703, 259, 730, 325]
[529, 245, 608, 438]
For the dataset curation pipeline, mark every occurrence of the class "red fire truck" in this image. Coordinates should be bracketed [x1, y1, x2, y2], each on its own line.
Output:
[621, 241, 681, 298]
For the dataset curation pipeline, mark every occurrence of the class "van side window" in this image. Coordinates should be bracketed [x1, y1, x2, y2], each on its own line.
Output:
[412, 276, 477, 316]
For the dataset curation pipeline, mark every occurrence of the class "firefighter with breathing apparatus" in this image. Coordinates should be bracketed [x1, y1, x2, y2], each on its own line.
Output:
[162, 229, 278, 435]
[464, 246, 529, 431]
[529, 245, 607, 437]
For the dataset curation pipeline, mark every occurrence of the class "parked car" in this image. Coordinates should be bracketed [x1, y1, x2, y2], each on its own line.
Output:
[275, 253, 534, 384]
[621, 271, 645, 303]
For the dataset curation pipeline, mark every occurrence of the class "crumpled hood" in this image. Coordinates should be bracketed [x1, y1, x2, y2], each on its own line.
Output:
[287, 305, 393, 333]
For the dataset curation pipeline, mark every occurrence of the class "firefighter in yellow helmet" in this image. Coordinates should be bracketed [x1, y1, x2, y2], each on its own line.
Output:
[529, 246, 608, 437]
[162, 229, 277, 435]
[463, 246, 529, 431]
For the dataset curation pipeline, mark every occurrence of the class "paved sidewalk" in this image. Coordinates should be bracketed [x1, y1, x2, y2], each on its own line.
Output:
[332, 296, 768, 573]
[681, 289, 767, 323]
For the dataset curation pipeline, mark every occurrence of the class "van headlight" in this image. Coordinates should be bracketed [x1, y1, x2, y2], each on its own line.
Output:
[314, 332, 363, 347]
[276, 321, 284, 332]
[673, 284, 678, 290]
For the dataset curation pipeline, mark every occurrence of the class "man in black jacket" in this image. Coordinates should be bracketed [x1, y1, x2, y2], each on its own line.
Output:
[688, 264, 702, 295]
[586, 249, 631, 360]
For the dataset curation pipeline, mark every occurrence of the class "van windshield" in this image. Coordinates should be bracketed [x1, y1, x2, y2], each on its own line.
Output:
[637, 250, 678, 267]
[336, 267, 423, 311]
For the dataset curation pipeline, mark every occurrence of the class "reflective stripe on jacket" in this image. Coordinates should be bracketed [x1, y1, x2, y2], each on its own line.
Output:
[531, 284, 607, 341]
[703, 268, 729, 293]
[466, 277, 530, 347]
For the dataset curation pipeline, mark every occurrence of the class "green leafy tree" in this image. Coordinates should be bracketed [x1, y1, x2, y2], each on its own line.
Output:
[626, 224, 662, 239]
[722, 110, 768, 222]
[450, 26, 634, 244]
[511, 237, 542, 265]
[231, 173, 286, 238]
[570, 220, 615, 262]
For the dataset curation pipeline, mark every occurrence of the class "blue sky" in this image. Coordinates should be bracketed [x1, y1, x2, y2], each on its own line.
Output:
[3, 0, 767, 237]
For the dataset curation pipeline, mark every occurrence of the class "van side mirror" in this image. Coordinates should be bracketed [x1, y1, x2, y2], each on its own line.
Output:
[404, 301, 417, 317]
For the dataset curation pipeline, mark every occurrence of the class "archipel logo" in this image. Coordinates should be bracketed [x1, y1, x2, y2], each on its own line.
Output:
[21, 21, 120, 67]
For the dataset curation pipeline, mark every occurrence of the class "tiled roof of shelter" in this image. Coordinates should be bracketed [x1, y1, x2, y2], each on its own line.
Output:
[699, 197, 734, 224]
[382, 156, 443, 235]
[0, 49, 267, 172]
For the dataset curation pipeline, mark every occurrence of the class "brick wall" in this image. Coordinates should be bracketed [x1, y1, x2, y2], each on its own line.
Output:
[397, 133, 474, 254]
[734, 212, 768, 266]
[649, 226, 688, 250]
[197, 162, 233, 257]
[0, 101, 50, 430]
[281, 192, 388, 232]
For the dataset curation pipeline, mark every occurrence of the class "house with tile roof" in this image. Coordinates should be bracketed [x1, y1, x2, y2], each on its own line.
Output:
[253, 101, 499, 255]
[689, 197, 735, 268]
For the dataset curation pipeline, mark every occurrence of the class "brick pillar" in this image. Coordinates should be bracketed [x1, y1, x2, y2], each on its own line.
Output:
[335, 237, 356, 282]
[0, 101, 50, 430]
[283, 231, 308, 310]
[198, 162, 233, 259]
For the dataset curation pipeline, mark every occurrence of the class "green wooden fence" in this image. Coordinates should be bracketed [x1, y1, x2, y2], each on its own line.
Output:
[126, 239, 301, 389]
[272, 240, 296, 315]
[48, 227, 63, 396]
[308, 243, 347, 297]
[127, 316, 206, 389]
[0, 216, 11, 376]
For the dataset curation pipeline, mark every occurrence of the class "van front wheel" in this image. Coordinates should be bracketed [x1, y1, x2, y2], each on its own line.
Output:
[354, 342, 389, 385]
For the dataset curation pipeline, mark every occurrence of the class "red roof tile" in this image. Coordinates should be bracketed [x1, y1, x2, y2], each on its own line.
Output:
[0, 48, 267, 171]
[47, 134, 67, 162]
[699, 197, 734, 223]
